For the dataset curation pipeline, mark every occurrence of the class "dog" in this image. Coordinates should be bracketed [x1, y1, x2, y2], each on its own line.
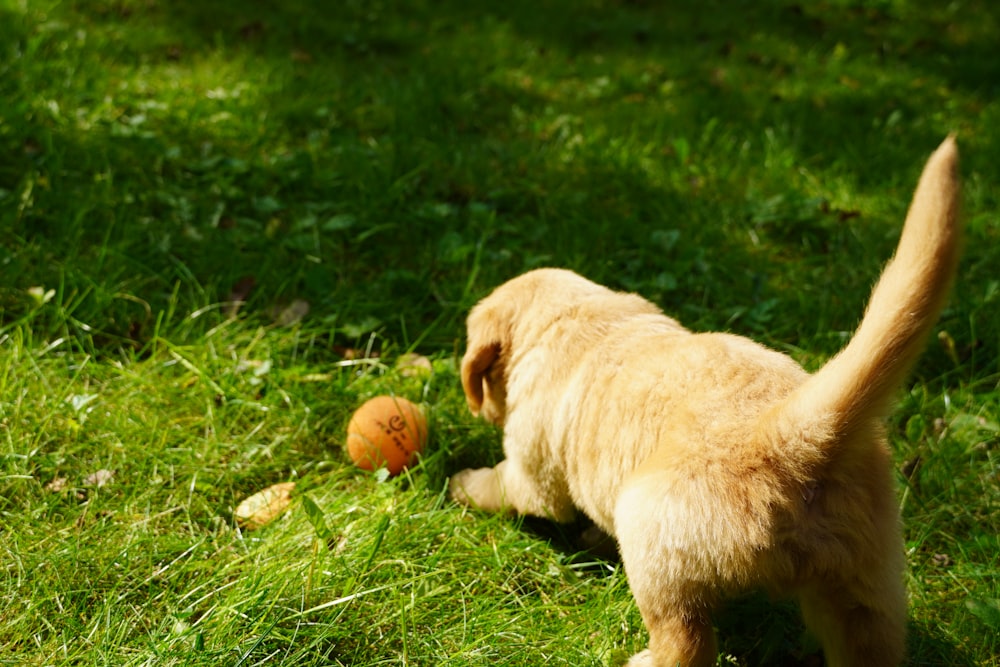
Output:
[449, 137, 961, 666]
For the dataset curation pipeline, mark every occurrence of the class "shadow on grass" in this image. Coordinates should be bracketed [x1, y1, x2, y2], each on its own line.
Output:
[7, 0, 997, 355]
[905, 619, 981, 667]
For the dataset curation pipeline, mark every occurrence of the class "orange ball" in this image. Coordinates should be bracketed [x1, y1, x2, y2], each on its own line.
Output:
[346, 396, 427, 475]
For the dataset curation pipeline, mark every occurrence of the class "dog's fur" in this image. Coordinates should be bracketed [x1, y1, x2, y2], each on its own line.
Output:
[449, 138, 961, 666]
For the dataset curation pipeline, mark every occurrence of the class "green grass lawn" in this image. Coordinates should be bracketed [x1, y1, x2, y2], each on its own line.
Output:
[1, 0, 997, 664]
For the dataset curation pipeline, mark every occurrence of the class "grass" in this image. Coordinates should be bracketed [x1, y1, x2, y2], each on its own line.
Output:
[1, 0, 997, 664]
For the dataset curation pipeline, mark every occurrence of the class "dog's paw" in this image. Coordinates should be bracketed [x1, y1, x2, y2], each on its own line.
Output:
[448, 468, 475, 505]
[448, 467, 503, 511]
[623, 649, 654, 667]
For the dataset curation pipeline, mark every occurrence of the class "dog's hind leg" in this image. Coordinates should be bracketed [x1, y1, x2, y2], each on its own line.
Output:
[616, 475, 721, 667]
[797, 572, 907, 667]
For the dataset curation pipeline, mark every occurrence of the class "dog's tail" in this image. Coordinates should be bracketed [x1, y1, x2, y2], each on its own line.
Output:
[769, 137, 961, 460]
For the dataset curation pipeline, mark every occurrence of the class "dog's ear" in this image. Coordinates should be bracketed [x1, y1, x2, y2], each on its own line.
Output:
[461, 340, 501, 416]
[461, 296, 513, 417]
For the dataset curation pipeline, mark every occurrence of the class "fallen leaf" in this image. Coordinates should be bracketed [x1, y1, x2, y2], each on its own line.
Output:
[273, 299, 310, 327]
[235, 481, 295, 530]
[84, 469, 115, 488]
[931, 553, 953, 567]
[45, 477, 69, 492]
[225, 276, 256, 318]
[396, 353, 433, 378]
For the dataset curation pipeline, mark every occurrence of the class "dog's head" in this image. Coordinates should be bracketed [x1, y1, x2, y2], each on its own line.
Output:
[460, 284, 516, 426]
[461, 268, 649, 424]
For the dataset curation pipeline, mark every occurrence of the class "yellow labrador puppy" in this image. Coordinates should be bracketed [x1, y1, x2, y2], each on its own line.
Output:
[450, 137, 960, 667]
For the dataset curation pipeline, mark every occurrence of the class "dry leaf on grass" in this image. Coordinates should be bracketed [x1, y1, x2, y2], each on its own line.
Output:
[273, 299, 310, 327]
[45, 477, 69, 493]
[396, 352, 433, 378]
[225, 276, 257, 318]
[234, 481, 296, 530]
[84, 469, 115, 488]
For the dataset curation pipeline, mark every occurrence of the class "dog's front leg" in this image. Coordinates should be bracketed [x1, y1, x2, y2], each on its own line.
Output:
[449, 463, 509, 513]
[449, 459, 576, 522]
